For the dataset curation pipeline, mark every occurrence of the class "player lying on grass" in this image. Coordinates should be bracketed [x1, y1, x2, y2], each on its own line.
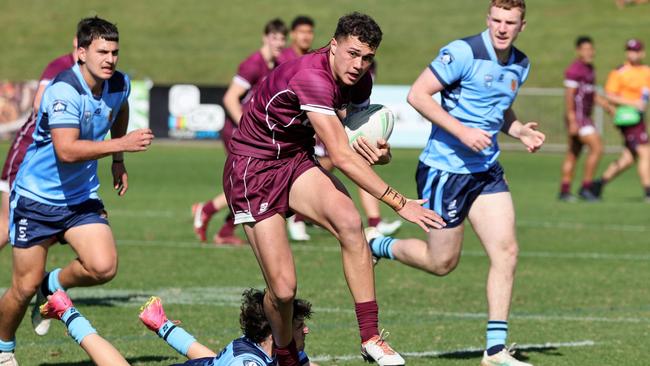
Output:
[40, 288, 314, 366]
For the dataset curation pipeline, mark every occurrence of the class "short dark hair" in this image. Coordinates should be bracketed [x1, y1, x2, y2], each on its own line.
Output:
[239, 289, 312, 343]
[264, 18, 288, 36]
[333, 12, 382, 50]
[291, 16, 315, 30]
[575, 36, 593, 48]
[76, 16, 119, 49]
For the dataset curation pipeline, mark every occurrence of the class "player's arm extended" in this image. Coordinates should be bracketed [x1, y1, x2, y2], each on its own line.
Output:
[309, 111, 444, 231]
[51, 104, 153, 163]
[223, 82, 249, 125]
[606, 92, 646, 110]
[407, 68, 492, 152]
[501, 108, 545, 153]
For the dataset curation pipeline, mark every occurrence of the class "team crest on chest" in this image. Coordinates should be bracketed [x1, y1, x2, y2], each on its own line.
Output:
[484, 74, 494, 88]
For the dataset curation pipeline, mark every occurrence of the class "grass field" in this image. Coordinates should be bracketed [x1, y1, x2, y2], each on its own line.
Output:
[1, 0, 649, 86]
[0, 142, 647, 365]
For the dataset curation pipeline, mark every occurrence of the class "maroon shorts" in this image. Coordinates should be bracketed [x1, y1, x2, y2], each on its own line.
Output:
[223, 150, 318, 224]
[619, 121, 649, 153]
[0, 113, 36, 193]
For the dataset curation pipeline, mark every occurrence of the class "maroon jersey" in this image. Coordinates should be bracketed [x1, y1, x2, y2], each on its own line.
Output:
[277, 47, 301, 65]
[222, 51, 275, 149]
[564, 60, 596, 123]
[39, 53, 75, 86]
[230, 47, 372, 160]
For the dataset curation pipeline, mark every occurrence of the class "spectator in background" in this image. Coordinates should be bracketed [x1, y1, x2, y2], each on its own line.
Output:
[592, 39, 650, 201]
[558, 36, 613, 202]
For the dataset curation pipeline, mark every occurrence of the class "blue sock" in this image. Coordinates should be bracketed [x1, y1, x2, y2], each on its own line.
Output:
[157, 320, 196, 356]
[369, 236, 396, 259]
[0, 338, 15, 352]
[61, 307, 96, 344]
[486, 320, 508, 355]
[47, 268, 65, 295]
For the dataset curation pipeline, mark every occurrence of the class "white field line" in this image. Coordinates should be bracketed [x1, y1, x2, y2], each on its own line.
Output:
[8, 286, 646, 324]
[311, 340, 596, 362]
[114, 238, 650, 261]
[109, 209, 650, 233]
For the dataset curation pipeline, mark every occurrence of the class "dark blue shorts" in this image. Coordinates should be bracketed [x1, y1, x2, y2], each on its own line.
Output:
[416, 162, 509, 228]
[9, 193, 108, 248]
[171, 357, 214, 366]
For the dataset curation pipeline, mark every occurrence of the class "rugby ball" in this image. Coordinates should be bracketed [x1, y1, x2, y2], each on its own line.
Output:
[344, 104, 395, 145]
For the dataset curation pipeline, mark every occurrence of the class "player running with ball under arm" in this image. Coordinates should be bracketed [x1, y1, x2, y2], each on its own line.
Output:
[224, 12, 444, 366]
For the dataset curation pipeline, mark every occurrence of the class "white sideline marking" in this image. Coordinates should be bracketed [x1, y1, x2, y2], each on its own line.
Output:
[108, 209, 650, 233]
[114, 238, 650, 261]
[310, 340, 596, 362]
[7, 286, 645, 324]
[517, 219, 650, 233]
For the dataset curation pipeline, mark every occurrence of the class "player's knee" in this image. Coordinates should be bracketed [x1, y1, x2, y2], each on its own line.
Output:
[268, 282, 297, 305]
[85, 258, 118, 284]
[12, 278, 40, 303]
[492, 241, 519, 268]
[331, 209, 363, 237]
[426, 257, 460, 276]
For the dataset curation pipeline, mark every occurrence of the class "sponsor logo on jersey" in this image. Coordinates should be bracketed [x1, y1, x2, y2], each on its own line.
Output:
[52, 100, 67, 113]
[440, 51, 454, 65]
[243, 359, 262, 366]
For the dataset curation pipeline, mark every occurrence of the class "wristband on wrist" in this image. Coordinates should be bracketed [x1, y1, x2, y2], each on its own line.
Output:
[112, 160, 124, 164]
[380, 186, 407, 211]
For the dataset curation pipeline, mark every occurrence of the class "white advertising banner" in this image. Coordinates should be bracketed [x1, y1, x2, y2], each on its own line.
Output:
[370, 85, 439, 148]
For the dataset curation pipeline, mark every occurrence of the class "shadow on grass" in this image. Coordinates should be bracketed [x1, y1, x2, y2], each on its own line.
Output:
[68, 294, 146, 307]
[435, 344, 564, 361]
[40, 355, 176, 366]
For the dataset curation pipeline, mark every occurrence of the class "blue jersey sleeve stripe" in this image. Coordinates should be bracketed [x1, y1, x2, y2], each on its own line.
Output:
[50, 123, 80, 129]
[428, 64, 450, 88]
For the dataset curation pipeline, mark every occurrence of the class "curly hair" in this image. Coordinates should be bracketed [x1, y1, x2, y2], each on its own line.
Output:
[333, 12, 382, 50]
[76, 16, 119, 49]
[239, 289, 313, 343]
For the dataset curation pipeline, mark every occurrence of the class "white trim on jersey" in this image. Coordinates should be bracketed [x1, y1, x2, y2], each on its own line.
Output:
[300, 104, 336, 115]
[0, 180, 9, 193]
[233, 75, 252, 90]
[564, 79, 580, 88]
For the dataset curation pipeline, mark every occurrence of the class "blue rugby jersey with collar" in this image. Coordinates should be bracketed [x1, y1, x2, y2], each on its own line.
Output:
[421, 29, 530, 173]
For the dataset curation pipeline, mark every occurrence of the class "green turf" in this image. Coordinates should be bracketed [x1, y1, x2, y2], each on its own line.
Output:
[0, 141, 647, 365]
[1, 0, 649, 87]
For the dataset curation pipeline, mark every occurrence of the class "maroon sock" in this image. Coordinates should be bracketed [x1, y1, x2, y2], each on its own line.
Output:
[201, 201, 219, 218]
[217, 214, 235, 237]
[355, 300, 379, 342]
[293, 214, 305, 223]
[560, 182, 570, 194]
[274, 339, 300, 366]
[367, 217, 381, 228]
[581, 181, 592, 190]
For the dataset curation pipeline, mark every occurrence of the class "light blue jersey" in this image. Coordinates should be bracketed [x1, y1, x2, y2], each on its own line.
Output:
[208, 337, 309, 366]
[420, 29, 530, 173]
[14, 64, 130, 205]
[212, 337, 274, 366]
